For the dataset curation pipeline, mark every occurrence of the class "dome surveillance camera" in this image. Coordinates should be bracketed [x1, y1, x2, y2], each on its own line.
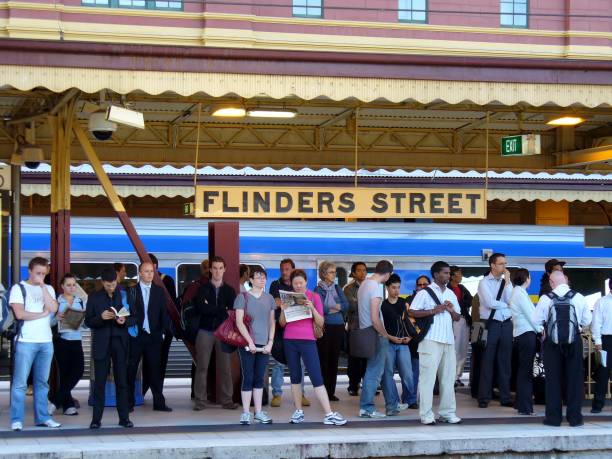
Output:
[88, 111, 117, 141]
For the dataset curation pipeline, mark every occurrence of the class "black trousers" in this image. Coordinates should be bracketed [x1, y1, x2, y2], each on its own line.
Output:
[478, 319, 513, 404]
[128, 333, 166, 409]
[52, 337, 84, 411]
[347, 355, 367, 392]
[515, 331, 536, 414]
[543, 339, 584, 426]
[470, 343, 483, 398]
[92, 336, 130, 424]
[592, 335, 612, 411]
[316, 324, 344, 397]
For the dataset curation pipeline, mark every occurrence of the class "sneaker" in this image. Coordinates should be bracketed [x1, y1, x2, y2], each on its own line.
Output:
[438, 415, 462, 424]
[63, 407, 78, 416]
[11, 421, 23, 431]
[290, 409, 305, 424]
[359, 409, 386, 419]
[397, 403, 409, 411]
[386, 408, 400, 416]
[38, 419, 61, 428]
[270, 395, 282, 407]
[421, 418, 436, 425]
[239, 412, 252, 425]
[301, 395, 311, 406]
[324, 411, 348, 426]
[254, 411, 273, 424]
[47, 401, 57, 416]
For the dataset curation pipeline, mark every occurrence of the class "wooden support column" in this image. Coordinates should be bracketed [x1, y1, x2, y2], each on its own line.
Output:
[535, 200, 569, 226]
[72, 121, 194, 358]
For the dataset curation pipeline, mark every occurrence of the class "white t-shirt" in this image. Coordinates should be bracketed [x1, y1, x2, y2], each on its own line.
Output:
[9, 281, 55, 343]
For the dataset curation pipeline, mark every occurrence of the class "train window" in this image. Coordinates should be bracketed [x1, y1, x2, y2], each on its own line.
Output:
[562, 267, 612, 308]
[176, 262, 264, 296]
[69, 262, 138, 295]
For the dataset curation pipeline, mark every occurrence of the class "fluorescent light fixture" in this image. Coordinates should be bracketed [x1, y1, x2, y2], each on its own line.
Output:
[247, 108, 297, 118]
[547, 116, 585, 126]
[211, 106, 246, 117]
[106, 105, 145, 129]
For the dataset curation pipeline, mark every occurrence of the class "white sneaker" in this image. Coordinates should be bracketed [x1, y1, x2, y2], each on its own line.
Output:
[47, 401, 57, 416]
[397, 403, 409, 411]
[38, 419, 61, 428]
[254, 411, 273, 424]
[239, 412, 251, 425]
[359, 409, 386, 419]
[64, 407, 78, 416]
[324, 411, 348, 426]
[11, 421, 23, 431]
[438, 415, 462, 424]
[290, 409, 305, 424]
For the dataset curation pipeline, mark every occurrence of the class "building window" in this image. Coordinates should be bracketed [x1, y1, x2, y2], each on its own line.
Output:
[500, 0, 528, 28]
[398, 0, 427, 23]
[82, 0, 182, 10]
[293, 0, 323, 18]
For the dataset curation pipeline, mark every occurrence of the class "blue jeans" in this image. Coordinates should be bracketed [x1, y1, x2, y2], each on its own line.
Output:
[382, 343, 414, 411]
[403, 356, 419, 405]
[359, 335, 389, 412]
[11, 341, 54, 424]
[270, 358, 305, 396]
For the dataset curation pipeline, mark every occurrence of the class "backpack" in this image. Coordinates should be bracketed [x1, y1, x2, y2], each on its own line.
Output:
[545, 290, 578, 345]
[1, 283, 27, 341]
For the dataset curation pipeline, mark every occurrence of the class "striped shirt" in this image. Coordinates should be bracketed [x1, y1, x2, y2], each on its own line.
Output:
[410, 283, 460, 345]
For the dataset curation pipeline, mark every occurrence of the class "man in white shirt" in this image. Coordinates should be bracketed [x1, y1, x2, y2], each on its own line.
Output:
[410, 261, 462, 425]
[477, 253, 514, 408]
[9, 257, 60, 431]
[534, 270, 592, 427]
[591, 278, 612, 414]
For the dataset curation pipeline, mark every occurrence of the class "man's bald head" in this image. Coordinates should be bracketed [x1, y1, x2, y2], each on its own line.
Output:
[549, 270, 566, 289]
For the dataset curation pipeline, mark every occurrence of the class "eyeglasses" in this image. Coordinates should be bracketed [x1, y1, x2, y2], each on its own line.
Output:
[327, 270, 336, 274]
[417, 283, 429, 287]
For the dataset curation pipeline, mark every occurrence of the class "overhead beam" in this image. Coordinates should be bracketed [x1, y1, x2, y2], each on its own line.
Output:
[556, 145, 612, 168]
[456, 112, 507, 134]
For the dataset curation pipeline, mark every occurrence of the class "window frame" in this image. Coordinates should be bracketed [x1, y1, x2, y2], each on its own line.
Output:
[81, 0, 183, 11]
[292, 0, 324, 19]
[500, 0, 529, 29]
[398, 0, 428, 24]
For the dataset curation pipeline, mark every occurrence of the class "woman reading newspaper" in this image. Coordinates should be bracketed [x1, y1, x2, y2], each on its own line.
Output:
[279, 269, 347, 426]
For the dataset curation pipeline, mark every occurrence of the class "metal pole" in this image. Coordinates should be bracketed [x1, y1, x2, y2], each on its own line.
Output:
[10, 164, 20, 284]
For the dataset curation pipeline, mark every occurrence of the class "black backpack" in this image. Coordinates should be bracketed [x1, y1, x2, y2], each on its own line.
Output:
[545, 290, 578, 345]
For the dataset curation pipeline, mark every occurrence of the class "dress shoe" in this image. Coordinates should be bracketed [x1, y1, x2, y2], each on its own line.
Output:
[348, 389, 359, 396]
[89, 421, 101, 429]
[478, 402, 488, 408]
[408, 403, 418, 409]
[329, 395, 339, 402]
[591, 407, 602, 414]
[222, 402, 239, 410]
[154, 405, 173, 412]
[129, 407, 134, 413]
[119, 419, 134, 428]
[500, 401, 514, 408]
[542, 419, 561, 427]
[569, 421, 584, 427]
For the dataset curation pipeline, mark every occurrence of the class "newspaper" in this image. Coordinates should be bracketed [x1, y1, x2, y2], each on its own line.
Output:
[279, 290, 312, 323]
[58, 308, 86, 332]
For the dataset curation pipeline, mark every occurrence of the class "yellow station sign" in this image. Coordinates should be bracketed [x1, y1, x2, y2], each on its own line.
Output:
[195, 186, 486, 219]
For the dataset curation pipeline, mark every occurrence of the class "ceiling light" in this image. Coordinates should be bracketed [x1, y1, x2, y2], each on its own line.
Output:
[211, 106, 246, 117]
[547, 116, 585, 126]
[247, 108, 297, 118]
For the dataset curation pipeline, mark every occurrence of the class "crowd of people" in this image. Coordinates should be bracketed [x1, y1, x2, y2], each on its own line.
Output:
[3, 253, 611, 431]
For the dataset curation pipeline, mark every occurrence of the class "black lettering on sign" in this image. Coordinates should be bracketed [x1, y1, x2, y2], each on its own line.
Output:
[448, 193, 462, 214]
[390, 193, 406, 214]
[276, 192, 293, 213]
[466, 193, 481, 214]
[430, 193, 444, 214]
[253, 192, 270, 213]
[222, 191, 239, 213]
[202, 191, 219, 213]
[409, 193, 425, 214]
[298, 192, 314, 213]
[318, 192, 334, 213]
[243, 191, 249, 212]
[371, 193, 388, 213]
[338, 193, 355, 213]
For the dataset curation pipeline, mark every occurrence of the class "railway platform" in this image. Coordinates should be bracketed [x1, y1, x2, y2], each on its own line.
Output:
[1, 377, 611, 458]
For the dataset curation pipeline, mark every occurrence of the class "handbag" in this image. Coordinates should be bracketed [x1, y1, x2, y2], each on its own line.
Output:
[348, 326, 378, 359]
[214, 292, 252, 348]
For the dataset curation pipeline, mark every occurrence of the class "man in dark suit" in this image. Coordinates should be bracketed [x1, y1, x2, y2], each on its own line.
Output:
[85, 268, 136, 429]
[127, 262, 172, 412]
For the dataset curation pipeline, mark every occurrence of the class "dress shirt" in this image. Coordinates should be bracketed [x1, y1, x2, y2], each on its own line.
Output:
[140, 282, 151, 334]
[478, 274, 513, 321]
[533, 283, 591, 331]
[591, 293, 612, 345]
[509, 286, 543, 337]
[410, 282, 460, 345]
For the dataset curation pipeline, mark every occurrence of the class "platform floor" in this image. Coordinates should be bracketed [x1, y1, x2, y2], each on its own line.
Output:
[0, 376, 611, 458]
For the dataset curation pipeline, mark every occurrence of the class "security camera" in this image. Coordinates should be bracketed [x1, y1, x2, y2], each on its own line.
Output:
[88, 111, 117, 141]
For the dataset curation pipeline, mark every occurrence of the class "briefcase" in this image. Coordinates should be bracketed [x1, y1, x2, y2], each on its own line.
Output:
[470, 321, 488, 346]
[348, 326, 378, 359]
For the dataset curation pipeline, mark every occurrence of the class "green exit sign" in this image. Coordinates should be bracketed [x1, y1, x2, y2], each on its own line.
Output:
[501, 134, 541, 156]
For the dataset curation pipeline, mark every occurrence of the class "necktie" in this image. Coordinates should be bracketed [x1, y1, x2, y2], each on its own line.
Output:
[143, 285, 151, 333]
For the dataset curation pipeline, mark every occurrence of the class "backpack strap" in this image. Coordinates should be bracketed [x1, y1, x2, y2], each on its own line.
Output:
[566, 290, 577, 299]
[496, 279, 506, 301]
[424, 287, 442, 307]
[18, 283, 27, 302]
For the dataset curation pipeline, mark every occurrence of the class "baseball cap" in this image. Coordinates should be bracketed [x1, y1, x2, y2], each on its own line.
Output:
[545, 258, 566, 274]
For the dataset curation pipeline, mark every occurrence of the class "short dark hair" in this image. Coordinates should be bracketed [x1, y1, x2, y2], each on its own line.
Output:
[350, 262, 367, 276]
[416, 275, 431, 286]
[113, 262, 125, 272]
[101, 267, 117, 283]
[290, 269, 308, 282]
[280, 258, 295, 269]
[450, 265, 462, 277]
[512, 268, 530, 287]
[60, 273, 77, 285]
[138, 261, 154, 272]
[148, 253, 159, 267]
[239, 264, 249, 277]
[430, 261, 450, 277]
[28, 257, 49, 271]
[385, 273, 401, 287]
[249, 265, 267, 279]
[210, 256, 226, 268]
[488, 253, 506, 267]
[374, 260, 393, 275]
